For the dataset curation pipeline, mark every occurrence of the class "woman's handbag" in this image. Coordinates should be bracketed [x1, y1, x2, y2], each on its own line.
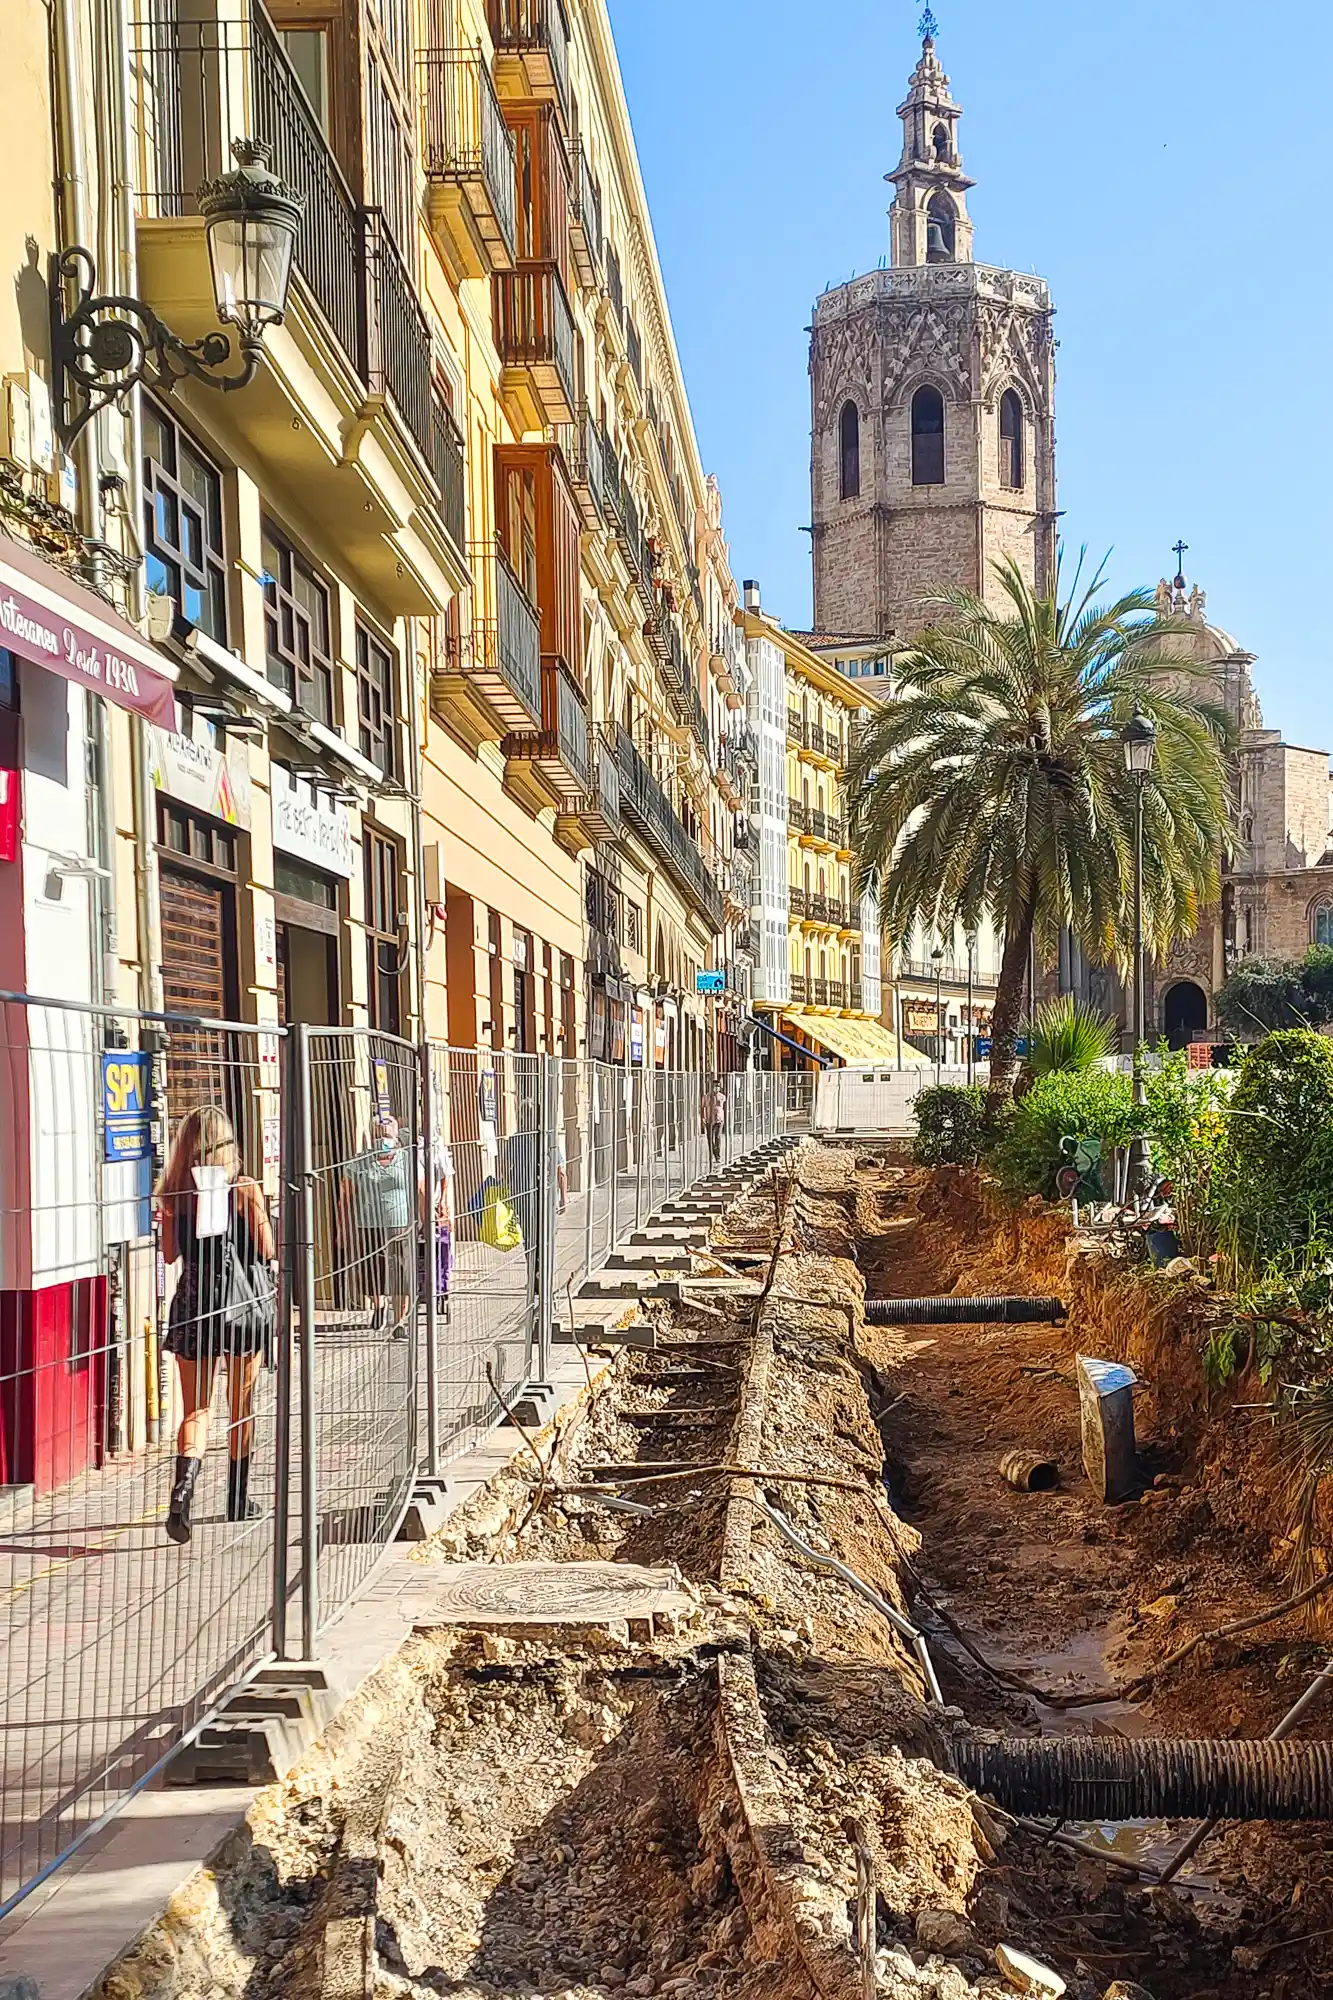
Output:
[221, 1213, 278, 1347]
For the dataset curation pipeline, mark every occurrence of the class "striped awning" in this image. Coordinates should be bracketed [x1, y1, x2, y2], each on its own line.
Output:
[780, 1012, 931, 1068]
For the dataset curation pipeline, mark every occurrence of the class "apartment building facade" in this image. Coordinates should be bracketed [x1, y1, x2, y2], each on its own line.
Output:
[740, 585, 900, 1071]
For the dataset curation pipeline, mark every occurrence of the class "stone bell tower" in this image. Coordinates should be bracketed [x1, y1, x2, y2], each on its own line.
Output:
[810, 17, 1058, 641]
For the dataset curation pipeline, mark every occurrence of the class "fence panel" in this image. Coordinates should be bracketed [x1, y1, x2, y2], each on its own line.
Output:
[295, 1028, 421, 1640]
[0, 996, 282, 1919]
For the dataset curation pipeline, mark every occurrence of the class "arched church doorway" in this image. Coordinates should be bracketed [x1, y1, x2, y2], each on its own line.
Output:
[1163, 980, 1208, 1052]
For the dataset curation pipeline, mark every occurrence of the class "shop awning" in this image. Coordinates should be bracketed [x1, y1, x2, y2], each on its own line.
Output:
[781, 1011, 932, 1068]
[0, 536, 177, 727]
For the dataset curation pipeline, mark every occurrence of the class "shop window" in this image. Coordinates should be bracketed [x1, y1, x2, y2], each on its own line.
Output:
[143, 401, 227, 640]
[364, 827, 403, 1035]
[262, 524, 335, 724]
[356, 624, 398, 777]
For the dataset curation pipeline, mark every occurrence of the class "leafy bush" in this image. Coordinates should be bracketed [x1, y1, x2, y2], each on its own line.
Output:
[913, 1083, 991, 1166]
[1026, 996, 1118, 1077]
[1215, 949, 1333, 1037]
[1142, 1047, 1233, 1258]
[989, 1067, 1137, 1198]
[1219, 1030, 1333, 1272]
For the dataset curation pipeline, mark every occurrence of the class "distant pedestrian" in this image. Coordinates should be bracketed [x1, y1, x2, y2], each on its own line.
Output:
[339, 1114, 415, 1338]
[157, 1107, 276, 1544]
[701, 1077, 725, 1165]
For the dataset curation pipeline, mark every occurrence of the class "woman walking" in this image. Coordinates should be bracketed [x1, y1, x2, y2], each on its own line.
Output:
[158, 1107, 276, 1544]
[339, 1113, 415, 1336]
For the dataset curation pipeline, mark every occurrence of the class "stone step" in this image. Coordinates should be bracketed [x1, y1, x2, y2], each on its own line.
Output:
[553, 1317, 656, 1351]
[578, 1273, 680, 1302]
[603, 1248, 695, 1273]
[629, 1228, 707, 1247]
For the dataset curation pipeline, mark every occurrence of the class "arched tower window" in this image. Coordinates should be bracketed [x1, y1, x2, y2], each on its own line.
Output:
[926, 193, 956, 263]
[933, 123, 951, 162]
[999, 389, 1024, 490]
[1313, 904, 1333, 948]
[911, 386, 945, 486]
[839, 401, 860, 500]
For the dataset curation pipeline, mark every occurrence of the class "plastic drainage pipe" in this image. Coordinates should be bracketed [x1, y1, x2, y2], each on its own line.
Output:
[865, 1297, 1067, 1327]
[950, 1734, 1333, 1822]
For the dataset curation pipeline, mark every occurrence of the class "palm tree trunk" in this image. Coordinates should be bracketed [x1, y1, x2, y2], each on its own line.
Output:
[987, 897, 1037, 1101]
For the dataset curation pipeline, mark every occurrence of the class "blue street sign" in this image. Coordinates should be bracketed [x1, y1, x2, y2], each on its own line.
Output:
[101, 1053, 152, 1163]
[976, 1038, 993, 1058]
[696, 971, 726, 996]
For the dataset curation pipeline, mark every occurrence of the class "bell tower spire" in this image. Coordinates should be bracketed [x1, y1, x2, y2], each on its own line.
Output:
[887, 19, 975, 268]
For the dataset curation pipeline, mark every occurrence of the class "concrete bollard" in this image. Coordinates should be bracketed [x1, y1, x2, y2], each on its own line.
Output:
[1077, 1354, 1139, 1503]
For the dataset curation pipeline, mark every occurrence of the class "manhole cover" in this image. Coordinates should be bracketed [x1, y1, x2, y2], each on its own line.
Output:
[412, 1561, 695, 1629]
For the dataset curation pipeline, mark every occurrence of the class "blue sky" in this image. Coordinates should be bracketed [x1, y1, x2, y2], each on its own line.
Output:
[606, 0, 1333, 749]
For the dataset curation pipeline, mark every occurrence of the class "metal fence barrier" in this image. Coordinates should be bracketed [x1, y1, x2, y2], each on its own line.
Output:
[0, 994, 787, 1918]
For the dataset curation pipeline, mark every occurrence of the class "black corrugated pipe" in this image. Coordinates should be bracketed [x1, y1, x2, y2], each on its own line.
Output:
[950, 1734, 1333, 1822]
[865, 1297, 1067, 1327]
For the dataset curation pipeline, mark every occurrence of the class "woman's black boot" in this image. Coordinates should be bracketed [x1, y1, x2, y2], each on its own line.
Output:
[166, 1455, 202, 1544]
[227, 1453, 260, 1522]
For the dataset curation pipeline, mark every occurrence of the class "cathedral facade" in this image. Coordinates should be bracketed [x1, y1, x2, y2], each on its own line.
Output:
[809, 30, 1058, 641]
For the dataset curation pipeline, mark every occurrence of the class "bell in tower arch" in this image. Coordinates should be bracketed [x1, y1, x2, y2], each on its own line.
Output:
[926, 220, 949, 263]
[925, 195, 956, 264]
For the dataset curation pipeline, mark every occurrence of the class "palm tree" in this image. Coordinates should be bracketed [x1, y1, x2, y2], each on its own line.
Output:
[847, 557, 1233, 1098]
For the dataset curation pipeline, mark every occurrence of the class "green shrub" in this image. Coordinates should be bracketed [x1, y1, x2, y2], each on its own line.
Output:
[1215, 948, 1333, 1037]
[1220, 1029, 1333, 1272]
[1142, 1047, 1233, 1259]
[1027, 996, 1118, 1077]
[913, 1083, 990, 1166]
[989, 1067, 1136, 1199]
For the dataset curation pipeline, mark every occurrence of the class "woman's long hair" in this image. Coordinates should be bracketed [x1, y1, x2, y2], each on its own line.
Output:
[158, 1105, 240, 1205]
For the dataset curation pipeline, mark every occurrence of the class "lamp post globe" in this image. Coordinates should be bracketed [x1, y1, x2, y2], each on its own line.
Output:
[199, 139, 304, 347]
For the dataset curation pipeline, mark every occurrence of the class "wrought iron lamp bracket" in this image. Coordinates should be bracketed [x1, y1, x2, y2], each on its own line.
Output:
[50, 247, 261, 451]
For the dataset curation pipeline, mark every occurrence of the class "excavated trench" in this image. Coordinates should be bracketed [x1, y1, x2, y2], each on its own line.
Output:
[91, 1151, 1333, 2000]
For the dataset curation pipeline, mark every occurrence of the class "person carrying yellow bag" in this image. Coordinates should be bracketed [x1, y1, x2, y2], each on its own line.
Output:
[478, 1176, 523, 1252]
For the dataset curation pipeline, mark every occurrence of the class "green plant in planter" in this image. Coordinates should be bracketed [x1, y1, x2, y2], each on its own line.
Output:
[989, 1067, 1137, 1199]
[1026, 996, 1118, 1077]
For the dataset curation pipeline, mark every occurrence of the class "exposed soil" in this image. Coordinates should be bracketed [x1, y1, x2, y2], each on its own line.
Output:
[860, 1162, 1333, 2000]
[91, 1150, 1333, 2000]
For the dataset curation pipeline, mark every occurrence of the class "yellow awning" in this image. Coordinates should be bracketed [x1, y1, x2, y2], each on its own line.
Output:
[780, 1013, 931, 1067]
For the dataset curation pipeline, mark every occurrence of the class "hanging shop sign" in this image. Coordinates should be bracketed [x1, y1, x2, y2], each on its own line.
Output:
[904, 1004, 943, 1036]
[696, 970, 726, 996]
[149, 722, 252, 829]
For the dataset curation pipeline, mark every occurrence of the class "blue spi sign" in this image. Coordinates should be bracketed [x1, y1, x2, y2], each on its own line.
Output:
[101, 1053, 152, 1163]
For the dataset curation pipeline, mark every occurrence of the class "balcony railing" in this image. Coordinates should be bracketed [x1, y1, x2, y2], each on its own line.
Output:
[812, 978, 830, 1006]
[605, 241, 624, 322]
[419, 44, 518, 272]
[571, 147, 603, 285]
[626, 314, 643, 387]
[565, 404, 608, 528]
[810, 809, 829, 843]
[492, 545, 543, 722]
[789, 887, 809, 920]
[789, 800, 810, 835]
[850, 981, 865, 1012]
[494, 261, 577, 422]
[362, 208, 434, 469]
[790, 974, 809, 1004]
[899, 958, 1001, 989]
[787, 707, 803, 740]
[616, 477, 656, 617]
[616, 725, 724, 931]
[829, 980, 846, 1009]
[429, 397, 467, 559]
[486, 0, 570, 122]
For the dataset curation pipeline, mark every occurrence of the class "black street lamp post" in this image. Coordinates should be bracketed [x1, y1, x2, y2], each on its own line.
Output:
[51, 140, 303, 451]
[932, 943, 945, 1085]
[966, 932, 977, 1086]
[1122, 706, 1158, 1188]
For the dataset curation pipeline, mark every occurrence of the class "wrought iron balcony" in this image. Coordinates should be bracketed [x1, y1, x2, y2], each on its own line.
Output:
[494, 260, 576, 425]
[429, 396, 467, 562]
[419, 45, 518, 279]
[565, 405, 608, 528]
[433, 541, 542, 739]
[605, 241, 624, 323]
[559, 723, 622, 844]
[829, 980, 846, 1009]
[789, 887, 809, 920]
[812, 978, 830, 1007]
[571, 147, 603, 288]
[616, 724, 724, 931]
[505, 659, 590, 804]
[850, 981, 865, 1012]
[486, 0, 571, 124]
[790, 974, 809, 1004]
[787, 707, 803, 741]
